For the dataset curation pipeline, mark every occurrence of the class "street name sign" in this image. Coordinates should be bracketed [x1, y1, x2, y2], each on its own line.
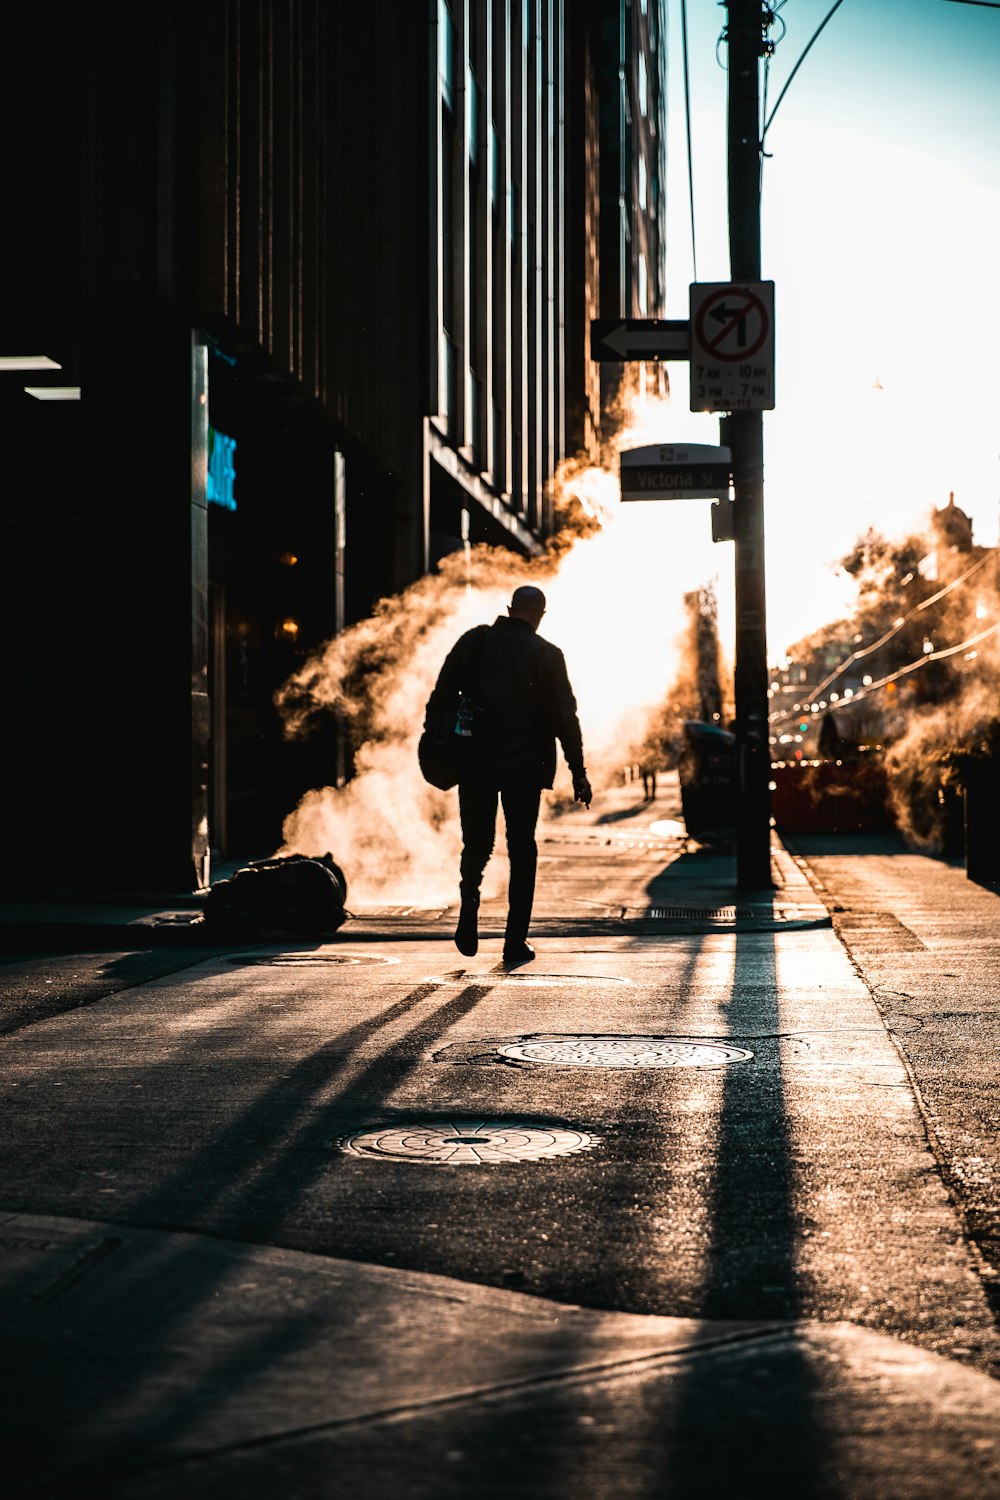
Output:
[689, 281, 775, 412]
[620, 443, 733, 501]
[590, 318, 690, 362]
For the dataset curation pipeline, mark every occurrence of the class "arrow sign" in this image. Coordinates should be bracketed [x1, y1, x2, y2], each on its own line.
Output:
[590, 319, 690, 363]
[709, 302, 750, 345]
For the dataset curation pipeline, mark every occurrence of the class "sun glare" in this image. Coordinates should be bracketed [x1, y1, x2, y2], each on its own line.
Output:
[546, 498, 727, 772]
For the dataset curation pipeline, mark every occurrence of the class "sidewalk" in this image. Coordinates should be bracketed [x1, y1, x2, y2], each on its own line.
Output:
[4, 1208, 999, 1499]
[3, 804, 1000, 1496]
[0, 793, 829, 950]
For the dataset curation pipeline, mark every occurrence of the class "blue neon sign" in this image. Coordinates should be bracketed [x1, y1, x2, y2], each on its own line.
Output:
[207, 425, 237, 511]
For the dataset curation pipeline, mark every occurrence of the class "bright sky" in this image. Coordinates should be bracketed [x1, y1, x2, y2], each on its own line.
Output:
[657, 0, 1000, 659]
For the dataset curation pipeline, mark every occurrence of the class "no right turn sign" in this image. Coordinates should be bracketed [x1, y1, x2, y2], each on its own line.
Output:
[689, 281, 775, 412]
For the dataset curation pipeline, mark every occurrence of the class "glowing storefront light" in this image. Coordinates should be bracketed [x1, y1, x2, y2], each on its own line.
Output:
[207, 425, 237, 510]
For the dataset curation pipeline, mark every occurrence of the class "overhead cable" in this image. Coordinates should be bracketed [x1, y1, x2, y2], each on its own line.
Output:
[827, 620, 1000, 710]
[762, 0, 846, 140]
[770, 546, 998, 717]
[680, 0, 699, 280]
[759, 4, 787, 167]
[769, 612, 1000, 731]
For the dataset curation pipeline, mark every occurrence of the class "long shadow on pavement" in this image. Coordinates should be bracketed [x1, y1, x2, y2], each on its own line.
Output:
[386, 892, 835, 1496]
[3, 977, 507, 1493]
[4, 838, 836, 1496]
[645, 918, 834, 1496]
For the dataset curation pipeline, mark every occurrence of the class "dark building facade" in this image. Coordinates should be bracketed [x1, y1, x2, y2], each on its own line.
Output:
[1, 0, 667, 895]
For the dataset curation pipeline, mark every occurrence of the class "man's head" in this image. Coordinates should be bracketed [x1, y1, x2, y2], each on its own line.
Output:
[508, 584, 546, 631]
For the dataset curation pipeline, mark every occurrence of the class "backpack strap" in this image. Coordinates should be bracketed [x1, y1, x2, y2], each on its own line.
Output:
[464, 625, 490, 704]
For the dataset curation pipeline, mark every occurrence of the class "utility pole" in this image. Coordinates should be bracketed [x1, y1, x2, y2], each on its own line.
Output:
[725, 0, 773, 889]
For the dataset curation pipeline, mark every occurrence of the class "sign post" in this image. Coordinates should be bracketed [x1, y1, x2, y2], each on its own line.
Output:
[589, 1, 776, 892]
[725, 0, 773, 890]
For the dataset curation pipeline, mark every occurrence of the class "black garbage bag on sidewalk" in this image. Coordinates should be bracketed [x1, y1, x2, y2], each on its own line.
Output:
[203, 853, 349, 938]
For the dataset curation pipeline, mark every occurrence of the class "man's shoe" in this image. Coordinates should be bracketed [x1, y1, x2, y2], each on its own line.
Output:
[455, 900, 479, 957]
[502, 941, 535, 969]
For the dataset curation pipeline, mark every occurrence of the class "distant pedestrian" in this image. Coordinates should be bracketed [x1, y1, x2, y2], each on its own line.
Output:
[636, 718, 665, 800]
[423, 585, 591, 967]
[819, 710, 843, 760]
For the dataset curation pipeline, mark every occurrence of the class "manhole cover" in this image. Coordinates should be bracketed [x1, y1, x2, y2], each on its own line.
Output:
[496, 1036, 754, 1068]
[423, 973, 632, 987]
[230, 953, 398, 966]
[338, 1120, 598, 1163]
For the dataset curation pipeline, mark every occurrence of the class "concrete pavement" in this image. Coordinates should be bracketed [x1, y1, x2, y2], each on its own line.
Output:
[2, 781, 999, 1497]
[4, 1209, 999, 1498]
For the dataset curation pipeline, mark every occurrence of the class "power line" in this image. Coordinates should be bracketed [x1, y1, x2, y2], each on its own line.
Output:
[762, 0, 846, 139]
[758, 5, 787, 201]
[761, 0, 997, 149]
[904, 546, 998, 614]
[769, 546, 998, 723]
[680, 0, 699, 280]
[769, 618, 1000, 736]
[826, 620, 1000, 710]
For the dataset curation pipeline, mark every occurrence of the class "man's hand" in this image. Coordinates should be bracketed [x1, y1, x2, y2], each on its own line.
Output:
[573, 774, 592, 808]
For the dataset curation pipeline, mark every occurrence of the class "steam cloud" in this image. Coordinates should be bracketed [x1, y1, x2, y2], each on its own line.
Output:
[275, 390, 730, 907]
[783, 501, 1000, 854]
[885, 666, 1000, 853]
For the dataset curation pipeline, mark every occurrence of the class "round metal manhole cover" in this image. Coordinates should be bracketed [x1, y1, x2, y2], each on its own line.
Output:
[338, 1120, 598, 1163]
[229, 953, 399, 966]
[424, 973, 632, 987]
[496, 1036, 754, 1068]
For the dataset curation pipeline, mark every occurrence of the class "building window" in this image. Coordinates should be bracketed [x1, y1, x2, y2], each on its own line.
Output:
[638, 252, 648, 315]
[440, 0, 455, 109]
[442, 100, 456, 339]
[468, 66, 479, 166]
[469, 76, 483, 464]
[490, 121, 501, 208]
[469, 370, 483, 468]
[638, 156, 647, 210]
[638, 53, 647, 117]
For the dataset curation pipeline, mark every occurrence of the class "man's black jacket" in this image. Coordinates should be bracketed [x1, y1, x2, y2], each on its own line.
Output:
[423, 615, 586, 787]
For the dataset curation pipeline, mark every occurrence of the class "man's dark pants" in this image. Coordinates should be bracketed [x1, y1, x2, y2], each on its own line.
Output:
[458, 773, 542, 948]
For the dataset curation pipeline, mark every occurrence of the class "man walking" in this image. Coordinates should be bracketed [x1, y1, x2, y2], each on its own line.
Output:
[423, 584, 592, 967]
